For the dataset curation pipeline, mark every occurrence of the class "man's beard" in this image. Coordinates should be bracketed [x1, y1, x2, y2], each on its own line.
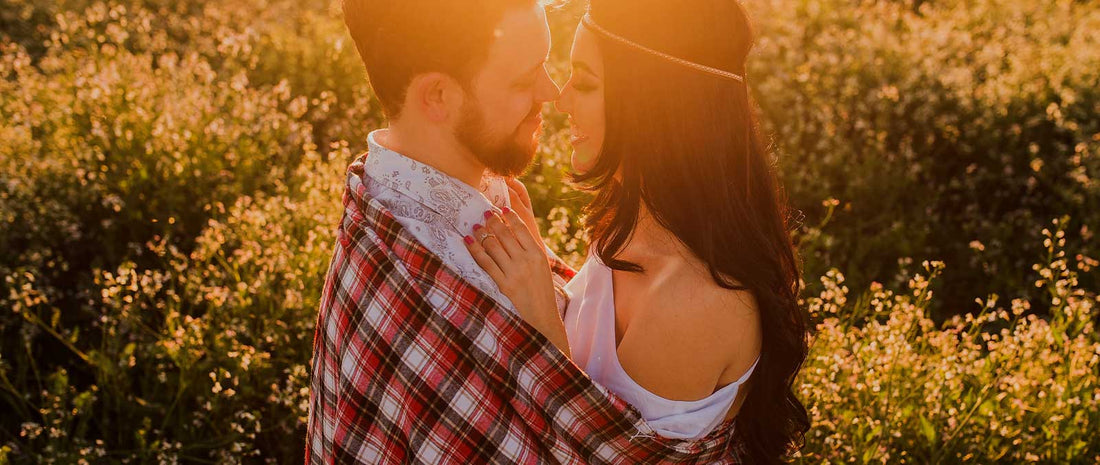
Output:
[455, 100, 542, 177]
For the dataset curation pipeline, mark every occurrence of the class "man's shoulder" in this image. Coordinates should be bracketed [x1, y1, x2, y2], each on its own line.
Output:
[328, 203, 463, 300]
[326, 210, 416, 290]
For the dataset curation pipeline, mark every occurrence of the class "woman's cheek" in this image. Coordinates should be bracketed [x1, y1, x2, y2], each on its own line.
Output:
[571, 144, 598, 173]
[571, 99, 605, 174]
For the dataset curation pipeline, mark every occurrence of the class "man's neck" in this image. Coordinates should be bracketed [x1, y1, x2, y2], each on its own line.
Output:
[375, 124, 486, 188]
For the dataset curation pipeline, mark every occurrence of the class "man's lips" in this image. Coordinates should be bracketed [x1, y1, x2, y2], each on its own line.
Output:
[523, 106, 543, 125]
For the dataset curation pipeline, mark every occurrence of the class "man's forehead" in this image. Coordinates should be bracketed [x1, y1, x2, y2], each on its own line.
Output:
[486, 5, 550, 69]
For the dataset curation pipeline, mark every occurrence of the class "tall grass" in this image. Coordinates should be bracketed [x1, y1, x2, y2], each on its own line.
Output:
[1, 0, 1097, 462]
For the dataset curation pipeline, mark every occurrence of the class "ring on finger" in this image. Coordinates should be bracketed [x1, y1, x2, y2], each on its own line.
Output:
[477, 230, 497, 244]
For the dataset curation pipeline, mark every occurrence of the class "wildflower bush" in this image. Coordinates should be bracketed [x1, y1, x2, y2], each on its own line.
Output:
[748, 0, 1100, 313]
[795, 218, 1099, 463]
[1, 0, 1098, 463]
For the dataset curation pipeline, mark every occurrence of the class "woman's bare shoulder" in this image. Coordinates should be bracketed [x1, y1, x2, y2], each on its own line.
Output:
[615, 270, 762, 401]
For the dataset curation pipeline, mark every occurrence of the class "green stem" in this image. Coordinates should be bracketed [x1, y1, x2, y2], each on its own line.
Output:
[21, 309, 94, 366]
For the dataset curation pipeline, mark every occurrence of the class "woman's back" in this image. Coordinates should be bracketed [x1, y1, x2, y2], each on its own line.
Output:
[563, 251, 762, 440]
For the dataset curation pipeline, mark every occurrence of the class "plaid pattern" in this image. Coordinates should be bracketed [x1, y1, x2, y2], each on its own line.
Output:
[307, 155, 746, 464]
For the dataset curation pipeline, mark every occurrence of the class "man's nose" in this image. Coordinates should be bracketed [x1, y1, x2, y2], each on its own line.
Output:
[554, 89, 571, 115]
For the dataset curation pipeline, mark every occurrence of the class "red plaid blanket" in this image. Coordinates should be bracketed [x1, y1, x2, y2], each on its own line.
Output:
[306, 155, 746, 464]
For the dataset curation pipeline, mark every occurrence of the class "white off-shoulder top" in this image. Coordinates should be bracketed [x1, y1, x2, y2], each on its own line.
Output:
[562, 253, 760, 440]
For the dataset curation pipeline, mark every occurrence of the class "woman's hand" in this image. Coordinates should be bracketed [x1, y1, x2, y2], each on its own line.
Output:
[504, 178, 544, 251]
[465, 207, 571, 358]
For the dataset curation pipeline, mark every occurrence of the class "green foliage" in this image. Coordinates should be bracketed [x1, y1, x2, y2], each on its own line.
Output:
[0, 0, 1097, 462]
[795, 218, 1099, 463]
[749, 0, 1100, 313]
[0, 1, 354, 461]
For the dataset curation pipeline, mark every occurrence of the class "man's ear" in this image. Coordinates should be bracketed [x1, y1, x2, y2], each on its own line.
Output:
[407, 72, 465, 124]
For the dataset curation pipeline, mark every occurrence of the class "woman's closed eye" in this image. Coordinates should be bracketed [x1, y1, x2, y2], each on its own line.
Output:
[570, 80, 598, 93]
[568, 60, 600, 93]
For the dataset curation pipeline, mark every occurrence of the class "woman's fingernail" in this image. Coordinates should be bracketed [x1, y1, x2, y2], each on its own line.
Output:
[484, 210, 494, 219]
[463, 235, 474, 245]
[502, 207, 511, 215]
[473, 224, 483, 231]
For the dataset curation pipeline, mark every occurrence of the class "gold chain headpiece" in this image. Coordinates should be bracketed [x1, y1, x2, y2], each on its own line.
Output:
[581, 14, 746, 83]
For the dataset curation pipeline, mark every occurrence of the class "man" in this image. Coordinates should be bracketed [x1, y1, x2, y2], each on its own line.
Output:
[338, 0, 559, 314]
[306, 1, 744, 463]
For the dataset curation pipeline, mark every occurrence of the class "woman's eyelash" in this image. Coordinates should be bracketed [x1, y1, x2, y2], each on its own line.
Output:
[572, 82, 596, 92]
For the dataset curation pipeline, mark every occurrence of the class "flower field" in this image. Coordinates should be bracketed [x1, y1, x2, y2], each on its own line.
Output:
[0, 0, 1097, 462]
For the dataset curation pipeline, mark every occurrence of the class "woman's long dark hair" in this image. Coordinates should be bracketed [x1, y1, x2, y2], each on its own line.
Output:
[574, 0, 811, 462]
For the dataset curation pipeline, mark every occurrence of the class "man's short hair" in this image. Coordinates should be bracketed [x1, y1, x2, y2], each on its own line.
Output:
[343, 0, 536, 119]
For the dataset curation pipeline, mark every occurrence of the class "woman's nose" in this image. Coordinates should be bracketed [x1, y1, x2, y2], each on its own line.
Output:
[536, 70, 561, 103]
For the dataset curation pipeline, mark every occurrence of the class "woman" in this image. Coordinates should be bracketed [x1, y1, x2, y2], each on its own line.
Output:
[462, 0, 811, 461]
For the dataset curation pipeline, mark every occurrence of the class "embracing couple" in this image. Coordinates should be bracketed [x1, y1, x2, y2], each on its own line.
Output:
[307, 0, 809, 463]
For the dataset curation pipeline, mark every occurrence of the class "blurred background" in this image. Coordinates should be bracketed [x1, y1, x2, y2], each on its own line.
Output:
[1, 0, 1097, 462]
